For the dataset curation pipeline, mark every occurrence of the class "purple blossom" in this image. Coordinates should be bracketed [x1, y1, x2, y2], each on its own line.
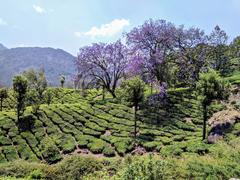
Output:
[76, 40, 128, 97]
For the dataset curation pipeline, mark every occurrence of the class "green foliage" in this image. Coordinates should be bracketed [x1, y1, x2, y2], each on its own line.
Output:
[13, 75, 28, 121]
[43, 89, 54, 105]
[0, 88, 8, 111]
[120, 76, 145, 107]
[40, 137, 62, 164]
[23, 68, 47, 101]
[23, 69, 48, 115]
[87, 139, 107, 154]
[52, 155, 102, 180]
[0, 160, 46, 178]
[197, 69, 229, 139]
[197, 69, 229, 106]
[121, 155, 172, 180]
[102, 145, 115, 157]
[28, 169, 44, 179]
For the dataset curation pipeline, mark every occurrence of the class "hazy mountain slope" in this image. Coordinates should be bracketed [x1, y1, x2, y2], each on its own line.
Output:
[0, 45, 76, 86]
[0, 43, 7, 51]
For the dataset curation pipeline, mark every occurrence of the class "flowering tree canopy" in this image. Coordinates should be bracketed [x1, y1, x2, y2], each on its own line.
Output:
[126, 19, 207, 93]
[126, 19, 175, 85]
[76, 40, 128, 98]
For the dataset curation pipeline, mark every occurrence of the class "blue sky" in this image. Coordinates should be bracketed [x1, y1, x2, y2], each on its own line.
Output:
[0, 0, 239, 55]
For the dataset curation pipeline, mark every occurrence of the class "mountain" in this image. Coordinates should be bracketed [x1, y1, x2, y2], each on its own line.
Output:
[0, 44, 76, 87]
[0, 43, 7, 51]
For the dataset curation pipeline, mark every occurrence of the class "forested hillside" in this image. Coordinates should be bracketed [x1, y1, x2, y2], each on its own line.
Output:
[0, 45, 75, 87]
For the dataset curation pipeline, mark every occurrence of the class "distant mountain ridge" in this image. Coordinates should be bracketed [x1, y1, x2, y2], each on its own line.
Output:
[0, 44, 76, 87]
[0, 43, 7, 51]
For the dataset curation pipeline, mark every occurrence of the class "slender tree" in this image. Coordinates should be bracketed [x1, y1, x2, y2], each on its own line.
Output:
[13, 75, 28, 121]
[197, 69, 229, 140]
[0, 88, 8, 111]
[23, 68, 47, 114]
[120, 76, 145, 139]
[60, 75, 65, 88]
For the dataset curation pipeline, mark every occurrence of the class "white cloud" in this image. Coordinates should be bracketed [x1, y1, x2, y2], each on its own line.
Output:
[75, 18, 130, 38]
[33, 4, 45, 14]
[74, 32, 82, 37]
[0, 18, 7, 26]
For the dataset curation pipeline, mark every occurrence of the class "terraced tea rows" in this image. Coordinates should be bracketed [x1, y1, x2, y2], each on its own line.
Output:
[0, 88, 208, 163]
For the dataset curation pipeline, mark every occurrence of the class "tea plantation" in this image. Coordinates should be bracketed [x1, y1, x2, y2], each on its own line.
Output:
[0, 88, 207, 162]
[0, 87, 240, 179]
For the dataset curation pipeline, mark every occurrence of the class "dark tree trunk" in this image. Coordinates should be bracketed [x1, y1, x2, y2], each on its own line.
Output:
[109, 90, 116, 98]
[0, 98, 2, 111]
[17, 108, 20, 122]
[150, 83, 153, 95]
[202, 104, 207, 140]
[134, 105, 138, 139]
[102, 86, 105, 100]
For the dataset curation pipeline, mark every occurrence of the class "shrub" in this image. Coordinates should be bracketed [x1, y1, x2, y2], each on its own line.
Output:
[160, 145, 183, 156]
[2, 146, 18, 161]
[142, 141, 159, 151]
[186, 141, 210, 154]
[0, 160, 46, 178]
[88, 139, 107, 154]
[103, 146, 115, 157]
[76, 135, 94, 148]
[53, 155, 102, 180]
[120, 155, 172, 180]
[41, 137, 62, 164]
[0, 136, 12, 145]
[28, 169, 44, 179]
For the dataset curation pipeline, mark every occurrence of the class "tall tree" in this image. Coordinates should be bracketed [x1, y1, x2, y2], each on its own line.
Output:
[126, 19, 207, 89]
[120, 76, 145, 139]
[13, 75, 28, 121]
[23, 68, 47, 114]
[207, 26, 230, 76]
[76, 40, 128, 98]
[173, 26, 207, 85]
[0, 88, 8, 111]
[126, 19, 175, 89]
[23, 68, 47, 99]
[197, 69, 229, 140]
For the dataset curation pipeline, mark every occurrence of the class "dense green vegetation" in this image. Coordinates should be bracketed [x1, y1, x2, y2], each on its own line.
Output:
[0, 83, 239, 179]
[0, 18, 239, 180]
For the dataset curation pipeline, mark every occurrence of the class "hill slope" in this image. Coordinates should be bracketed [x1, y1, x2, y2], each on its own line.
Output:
[0, 88, 206, 163]
[0, 45, 76, 86]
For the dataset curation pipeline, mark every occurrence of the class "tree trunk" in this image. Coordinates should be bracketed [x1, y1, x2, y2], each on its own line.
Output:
[17, 108, 20, 122]
[102, 86, 105, 100]
[134, 105, 138, 139]
[109, 90, 116, 98]
[0, 98, 2, 111]
[150, 83, 153, 95]
[202, 104, 207, 140]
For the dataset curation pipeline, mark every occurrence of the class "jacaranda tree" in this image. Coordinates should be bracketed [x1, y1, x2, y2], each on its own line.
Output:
[76, 40, 128, 98]
[126, 19, 207, 92]
[126, 19, 175, 90]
